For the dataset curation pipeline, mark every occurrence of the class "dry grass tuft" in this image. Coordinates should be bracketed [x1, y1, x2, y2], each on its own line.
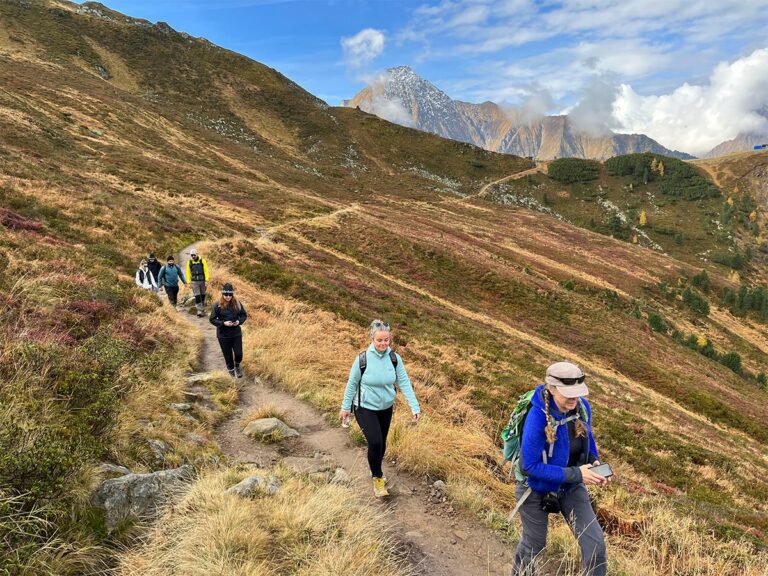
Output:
[242, 403, 286, 425]
[118, 468, 413, 576]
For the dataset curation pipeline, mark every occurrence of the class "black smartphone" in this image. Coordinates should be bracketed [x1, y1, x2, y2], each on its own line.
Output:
[590, 463, 613, 477]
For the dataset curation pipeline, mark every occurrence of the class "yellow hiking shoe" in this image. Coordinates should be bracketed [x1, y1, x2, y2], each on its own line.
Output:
[373, 477, 389, 497]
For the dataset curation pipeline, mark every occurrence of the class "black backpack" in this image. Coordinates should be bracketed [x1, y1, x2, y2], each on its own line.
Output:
[355, 350, 398, 408]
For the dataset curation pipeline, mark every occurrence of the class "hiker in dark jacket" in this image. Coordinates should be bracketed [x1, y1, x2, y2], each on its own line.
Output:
[156, 255, 187, 307]
[146, 253, 162, 292]
[513, 361, 609, 576]
[209, 282, 247, 378]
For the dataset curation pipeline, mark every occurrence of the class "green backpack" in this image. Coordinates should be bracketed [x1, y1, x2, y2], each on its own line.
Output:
[501, 388, 588, 481]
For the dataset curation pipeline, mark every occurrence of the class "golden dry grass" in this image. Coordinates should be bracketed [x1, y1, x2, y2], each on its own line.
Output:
[117, 468, 413, 576]
[194, 253, 768, 576]
[242, 403, 286, 426]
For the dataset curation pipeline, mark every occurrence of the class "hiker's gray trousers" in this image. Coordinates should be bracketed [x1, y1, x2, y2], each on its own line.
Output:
[513, 483, 606, 576]
[190, 281, 207, 311]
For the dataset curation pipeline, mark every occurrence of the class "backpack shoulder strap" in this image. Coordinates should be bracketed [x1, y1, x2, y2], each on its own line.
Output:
[358, 351, 367, 377]
[356, 351, 367, 408]
[388, 350, 398, 369]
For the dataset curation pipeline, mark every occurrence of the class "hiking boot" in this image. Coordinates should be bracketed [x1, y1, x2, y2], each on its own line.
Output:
[234, 365, 243, 378]
[373, 477, 389, 498]
[228, 368, 237, 378]
[196, 310, 204, 317]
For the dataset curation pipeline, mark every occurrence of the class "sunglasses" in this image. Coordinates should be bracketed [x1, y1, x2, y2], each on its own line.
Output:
[223, 293, 233, 297]
[552, 375, 585, 386]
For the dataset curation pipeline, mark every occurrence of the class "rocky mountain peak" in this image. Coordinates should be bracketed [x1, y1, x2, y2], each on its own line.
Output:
[346, 67, 693, 160]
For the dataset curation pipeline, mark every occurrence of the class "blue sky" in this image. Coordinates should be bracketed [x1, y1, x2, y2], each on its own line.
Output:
[76, 1, 768, 154]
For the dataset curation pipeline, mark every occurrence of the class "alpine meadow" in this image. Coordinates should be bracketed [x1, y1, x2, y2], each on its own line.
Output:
[1, 2, 768, 575]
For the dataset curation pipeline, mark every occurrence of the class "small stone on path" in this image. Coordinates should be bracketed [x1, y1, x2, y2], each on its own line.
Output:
[185, 372, 214, 384]
[242, 417, 299, 439]
[170, 403, 192, 412]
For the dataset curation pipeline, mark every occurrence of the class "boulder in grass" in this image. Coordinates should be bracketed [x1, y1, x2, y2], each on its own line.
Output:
[91, 465, 193, 531]
[227, 475, 281, 498]
[242, 417, 299, 440]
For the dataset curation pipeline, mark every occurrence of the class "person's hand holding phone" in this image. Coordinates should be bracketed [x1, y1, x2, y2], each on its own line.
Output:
[580, 462, 610, 486]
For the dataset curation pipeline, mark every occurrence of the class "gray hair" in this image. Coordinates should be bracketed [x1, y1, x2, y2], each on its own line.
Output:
[368, 319, 391, 340]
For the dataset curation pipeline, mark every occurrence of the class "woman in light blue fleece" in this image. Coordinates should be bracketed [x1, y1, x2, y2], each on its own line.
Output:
[339, 319, 422, 497]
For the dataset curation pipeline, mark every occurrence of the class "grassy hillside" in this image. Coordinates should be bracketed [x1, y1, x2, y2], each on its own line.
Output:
[1, 1, 767, 575]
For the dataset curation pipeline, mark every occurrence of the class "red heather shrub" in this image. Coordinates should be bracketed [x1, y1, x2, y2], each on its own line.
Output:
[113, 317, 156, 351]
[0, 209, 43, 231]
[26, 327, 76, 345]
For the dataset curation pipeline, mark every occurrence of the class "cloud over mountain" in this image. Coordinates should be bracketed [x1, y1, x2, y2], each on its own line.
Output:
[613, 48, 768, 156]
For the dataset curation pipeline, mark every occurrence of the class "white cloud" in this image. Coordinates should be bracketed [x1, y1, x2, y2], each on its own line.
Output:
[341, 28, 386, 69]
[501, 85, 557, 124]
[367, 95, 415, 127]
[613, 48, 768, 155]
[568, 75, 621, 136]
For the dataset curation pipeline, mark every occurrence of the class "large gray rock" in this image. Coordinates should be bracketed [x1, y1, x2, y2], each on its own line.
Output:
[91, 465, 193, 531]
[227, 475, 281, 498]
[242, 417, 299, 440]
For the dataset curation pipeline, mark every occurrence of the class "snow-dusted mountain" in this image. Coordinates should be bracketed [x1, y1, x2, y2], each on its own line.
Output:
[345, 66, 693, 161]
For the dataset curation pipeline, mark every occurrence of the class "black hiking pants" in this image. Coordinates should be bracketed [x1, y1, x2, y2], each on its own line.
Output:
[353, 405, 393, 478]
[513, 483, 607, 576]
[165, 285, 179, 306]
[217, 335, 243, 371]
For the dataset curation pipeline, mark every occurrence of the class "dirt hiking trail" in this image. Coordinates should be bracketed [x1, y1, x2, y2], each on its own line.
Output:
[178, 245, 516, 576]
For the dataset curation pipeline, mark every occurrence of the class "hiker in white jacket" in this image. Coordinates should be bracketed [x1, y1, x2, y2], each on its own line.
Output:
[135, 259, 158, 290]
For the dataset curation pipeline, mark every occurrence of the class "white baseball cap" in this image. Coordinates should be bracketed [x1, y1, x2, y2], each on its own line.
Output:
[545, 361, 589, 398]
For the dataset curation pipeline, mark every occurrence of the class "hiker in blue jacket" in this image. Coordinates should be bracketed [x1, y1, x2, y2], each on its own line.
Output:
[339, 319, 421, 497]
[156, 255, 187, 307]
[513, 361, 609, 576]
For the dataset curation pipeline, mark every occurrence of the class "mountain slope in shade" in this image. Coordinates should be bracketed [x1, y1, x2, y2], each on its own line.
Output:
[346, 66, 694, 161]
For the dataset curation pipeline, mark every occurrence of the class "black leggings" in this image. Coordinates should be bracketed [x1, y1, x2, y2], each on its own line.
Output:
[354, 405, 393, 478]
[217, 335, 243, 370]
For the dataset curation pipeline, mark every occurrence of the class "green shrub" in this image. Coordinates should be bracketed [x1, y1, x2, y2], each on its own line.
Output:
[648, 312, 667, 332]
[682, 287, 710, 315]
[548, 158, 599, 184]
[711, 251, 744, 270]
[605, 153, 719, 199]
[719, 352, 742, 374]
[691, 270, 710, 292]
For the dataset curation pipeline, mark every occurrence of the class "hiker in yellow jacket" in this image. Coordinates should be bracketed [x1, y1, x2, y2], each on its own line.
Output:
[186, 247, 210, 317]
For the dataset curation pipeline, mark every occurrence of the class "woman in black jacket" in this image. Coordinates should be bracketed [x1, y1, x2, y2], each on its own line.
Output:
[209, 282, 247, 378]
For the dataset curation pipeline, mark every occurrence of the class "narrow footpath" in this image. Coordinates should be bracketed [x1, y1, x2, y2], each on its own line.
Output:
[179, 245, 516, 576]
